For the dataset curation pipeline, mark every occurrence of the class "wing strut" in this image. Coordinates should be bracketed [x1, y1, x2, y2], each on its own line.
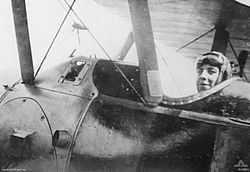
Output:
[11, 0, 34, 84]
[128, 0, 162, 105]
[211, 25, 229, 54]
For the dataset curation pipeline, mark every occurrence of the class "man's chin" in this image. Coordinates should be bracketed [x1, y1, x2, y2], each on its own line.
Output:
[198, 85, 211, 91]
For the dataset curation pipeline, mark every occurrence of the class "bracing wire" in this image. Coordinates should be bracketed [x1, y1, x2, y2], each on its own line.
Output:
[58, 0, 146, 104]
[34, 0, 78, 79]
[176, 27, 215, 52]
[155, 27, 216, 96]
[4, 97, 58, 172]
[154, 26, 216, 96]
[228, 39, 238, 58]
[59, 0, 111, 59]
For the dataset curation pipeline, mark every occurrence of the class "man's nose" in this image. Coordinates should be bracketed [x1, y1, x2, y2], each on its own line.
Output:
[199, 70, 209, 80]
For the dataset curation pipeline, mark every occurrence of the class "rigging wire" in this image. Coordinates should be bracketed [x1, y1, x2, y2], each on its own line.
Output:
[228, 39, 238, 59]
[158, 26, 216, 95]
[34, 0, 78, 79]
[4, 96, 58, 172]
[59, 0, 110, 59]
[155, 28, 216, 96]
[228, 39, 237, 56]
[176, 27, 215, 52]
[56, 0, 70, 14]
[58, 0, 146, 104]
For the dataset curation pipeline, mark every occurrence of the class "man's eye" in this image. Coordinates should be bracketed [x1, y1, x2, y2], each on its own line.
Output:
[208, 69, 216, 74]
[197, 69, 203, 74]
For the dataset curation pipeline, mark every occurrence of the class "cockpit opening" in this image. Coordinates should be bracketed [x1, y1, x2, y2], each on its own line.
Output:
[58, 59, 91, 85]
[65, 61, 86, 82]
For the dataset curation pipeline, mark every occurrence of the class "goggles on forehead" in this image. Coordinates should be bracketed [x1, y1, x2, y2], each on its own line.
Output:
[202, 51, 224, 57]
[197, 51, 226, 68]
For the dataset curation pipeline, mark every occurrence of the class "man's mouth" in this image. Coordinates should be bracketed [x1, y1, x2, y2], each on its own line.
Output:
[200, 83, 209, 86]
[199, 83, 211, 90]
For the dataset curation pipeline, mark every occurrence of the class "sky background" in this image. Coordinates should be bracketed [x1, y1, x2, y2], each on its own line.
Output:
[0, 0, 196, 97]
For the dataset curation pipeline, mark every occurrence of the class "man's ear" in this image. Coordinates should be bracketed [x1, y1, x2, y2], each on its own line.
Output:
[216, 73, 224, 85]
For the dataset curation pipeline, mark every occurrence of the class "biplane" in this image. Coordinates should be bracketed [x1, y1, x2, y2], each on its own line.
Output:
[1, 0, 250, 171]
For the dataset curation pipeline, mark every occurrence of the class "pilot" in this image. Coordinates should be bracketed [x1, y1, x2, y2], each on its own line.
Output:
[196, 51, 241, 171]
[195, 51, 232, 92]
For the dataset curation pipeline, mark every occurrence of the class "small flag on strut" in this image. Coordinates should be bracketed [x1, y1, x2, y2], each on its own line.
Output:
[72, 22, 88, 30]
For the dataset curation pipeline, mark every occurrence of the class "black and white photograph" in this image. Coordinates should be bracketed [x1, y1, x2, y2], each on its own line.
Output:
[0, 0, 250, 171]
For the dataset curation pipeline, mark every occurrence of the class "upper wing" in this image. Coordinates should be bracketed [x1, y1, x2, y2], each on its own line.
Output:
[94, 0, 250, 75]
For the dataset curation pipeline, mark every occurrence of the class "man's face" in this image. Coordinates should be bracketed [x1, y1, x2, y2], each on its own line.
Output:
[197, 64, 220, 91]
